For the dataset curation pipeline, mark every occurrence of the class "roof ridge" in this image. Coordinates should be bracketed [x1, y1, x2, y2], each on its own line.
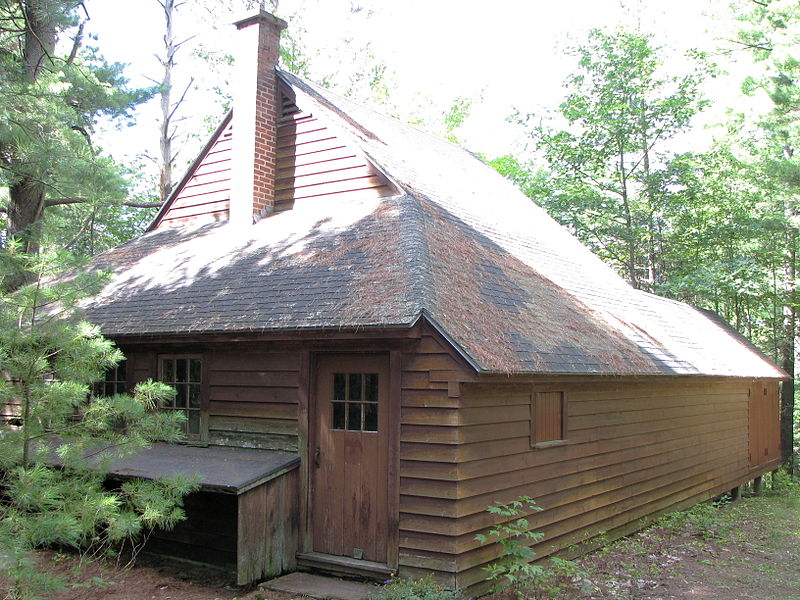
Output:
[395, 193, 436, 322]
[276, 68, 484, 158]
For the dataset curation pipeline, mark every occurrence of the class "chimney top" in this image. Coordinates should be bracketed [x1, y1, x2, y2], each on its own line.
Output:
[228, 9, 287, 227]
[233, 10, 287, 32]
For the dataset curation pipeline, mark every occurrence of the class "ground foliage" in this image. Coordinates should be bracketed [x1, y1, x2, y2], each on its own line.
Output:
[2, 483, 798, 600]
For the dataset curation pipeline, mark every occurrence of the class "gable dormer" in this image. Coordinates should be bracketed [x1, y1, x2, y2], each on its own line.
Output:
[151, 10, 395, 231]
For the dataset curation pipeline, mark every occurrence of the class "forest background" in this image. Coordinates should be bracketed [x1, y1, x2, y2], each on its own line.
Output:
[1, 0, 798, 464]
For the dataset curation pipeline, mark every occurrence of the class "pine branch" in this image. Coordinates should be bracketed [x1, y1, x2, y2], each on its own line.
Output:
[45, 197, 162, 208]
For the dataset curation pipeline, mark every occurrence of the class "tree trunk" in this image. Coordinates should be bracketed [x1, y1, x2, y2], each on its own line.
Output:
[780, 226, 796, 464]
[159, 0, 176, 204]
[619, 145, 638, 288]
[6, 1, 57, 254]
[7, 179, 46, 253]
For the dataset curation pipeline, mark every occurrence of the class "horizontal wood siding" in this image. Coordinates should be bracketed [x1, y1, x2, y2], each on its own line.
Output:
[447, 378, 775, 592]
[207, 350, 301, 451]
[397, 326, 474, 586]
[118, 346, 301, 452]
[156, 120, 233, 228]
[275, 85, 394, 212]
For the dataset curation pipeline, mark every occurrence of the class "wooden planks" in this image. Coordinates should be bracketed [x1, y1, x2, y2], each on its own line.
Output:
[118, 345, 302, 451]
[156, 121, 233, 228]
[273, 86, 394, 212]
[431, 376, 775, 593]
[207, 350, 301, 451]
[237, 468, 300, 585]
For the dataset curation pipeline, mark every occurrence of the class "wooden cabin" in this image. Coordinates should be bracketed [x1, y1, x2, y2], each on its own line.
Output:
[72, 10, 784, 594]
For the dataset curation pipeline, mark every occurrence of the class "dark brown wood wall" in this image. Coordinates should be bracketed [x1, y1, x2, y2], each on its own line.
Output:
[436, 378, 780, 592]
[125, 348, 302, 451]
[397, 326, 476, 588]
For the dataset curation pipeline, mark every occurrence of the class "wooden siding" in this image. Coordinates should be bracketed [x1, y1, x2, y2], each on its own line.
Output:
[155, 118, 233, 228]
[207, 350, 301, 451]
[397, 325, 476, 587]
[274, 85, 394, 212]
[153, 87, 395, 230]
[121, 347, 302, 451]
[441, 378, 779, 592]
[237, 467, 300, 584]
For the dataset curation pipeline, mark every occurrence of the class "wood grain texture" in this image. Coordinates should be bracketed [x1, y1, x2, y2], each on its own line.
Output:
[311, 354, 390, 563]
[237, 468, 299, 584]
[416, 376, 779, 594]
[156, 121, 232, 228]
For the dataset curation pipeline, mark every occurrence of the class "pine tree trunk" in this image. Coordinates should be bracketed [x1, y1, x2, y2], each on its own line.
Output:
[7, 179, 46, 254]
[6, 1, 56, 254]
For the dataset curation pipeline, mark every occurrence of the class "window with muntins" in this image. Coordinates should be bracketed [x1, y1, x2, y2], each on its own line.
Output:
[531, 391, 565, 446]
[331, 372, 379, 432]
[96, 360, 127, 396]
[160, 356, 202, 439]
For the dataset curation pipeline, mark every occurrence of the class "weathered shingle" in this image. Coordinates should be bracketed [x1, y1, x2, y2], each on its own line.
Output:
[79, 70, 786, 379]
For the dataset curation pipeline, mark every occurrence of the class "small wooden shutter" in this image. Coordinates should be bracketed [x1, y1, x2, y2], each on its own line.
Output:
[532, 391, 564, 445]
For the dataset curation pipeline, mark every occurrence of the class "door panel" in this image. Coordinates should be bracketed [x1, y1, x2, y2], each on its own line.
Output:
[312, 355, 389, 562]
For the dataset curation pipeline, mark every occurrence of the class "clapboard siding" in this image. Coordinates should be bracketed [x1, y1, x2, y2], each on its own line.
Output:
[397, 326, 475, 587]
[152, 85, 394, 230]
[156, 118, 233, 228]
[273, 83, 394, 213]
[207, 350, 301, 451]
[446, 378, 769, 593]
[118, 345, 301, 452]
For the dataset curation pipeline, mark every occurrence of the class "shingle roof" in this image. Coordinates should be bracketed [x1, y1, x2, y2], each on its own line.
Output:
[80, 70, 786, 378]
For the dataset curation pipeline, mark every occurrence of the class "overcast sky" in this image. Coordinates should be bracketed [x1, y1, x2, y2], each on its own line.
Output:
[82, 0, 759, 174]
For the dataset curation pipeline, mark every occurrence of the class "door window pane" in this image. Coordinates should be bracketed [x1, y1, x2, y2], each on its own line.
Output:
[347, 403, 362, 430]
[348, 374, 362, 401]
[332, 402, 346, 429]
[333, 373, 346, 400]
[331, 372, 379, 432]
[364, 403, 378, 431]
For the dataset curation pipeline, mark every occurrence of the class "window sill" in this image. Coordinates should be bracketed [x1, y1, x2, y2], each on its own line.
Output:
[532, 440, 568, 449]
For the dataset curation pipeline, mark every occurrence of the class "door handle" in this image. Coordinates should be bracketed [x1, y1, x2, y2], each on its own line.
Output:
[314, 446, 321, 467]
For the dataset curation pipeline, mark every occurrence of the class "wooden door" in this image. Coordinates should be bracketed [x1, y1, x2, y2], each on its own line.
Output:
[311, 354, 389, 563]
[748, 379, 781, 467]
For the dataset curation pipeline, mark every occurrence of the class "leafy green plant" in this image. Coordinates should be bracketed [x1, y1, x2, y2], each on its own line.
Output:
[474, 496, 589, 598]
[369, 574, 461, 600]
[474, 496, 545, 592]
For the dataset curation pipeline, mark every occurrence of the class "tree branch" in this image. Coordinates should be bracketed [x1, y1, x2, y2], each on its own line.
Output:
[65, 18, 86, 66]
[45, 197, 162, 208]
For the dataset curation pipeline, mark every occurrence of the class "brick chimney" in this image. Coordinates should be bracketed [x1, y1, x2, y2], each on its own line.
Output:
[230, 11, 287, 226]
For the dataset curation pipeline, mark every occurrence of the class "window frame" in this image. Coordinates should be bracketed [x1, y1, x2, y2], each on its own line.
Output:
[158, 353, 207, 444]
[330, 371, 381, 433]
[95, 360, 128, 398]
[530, 389, 567, 448]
